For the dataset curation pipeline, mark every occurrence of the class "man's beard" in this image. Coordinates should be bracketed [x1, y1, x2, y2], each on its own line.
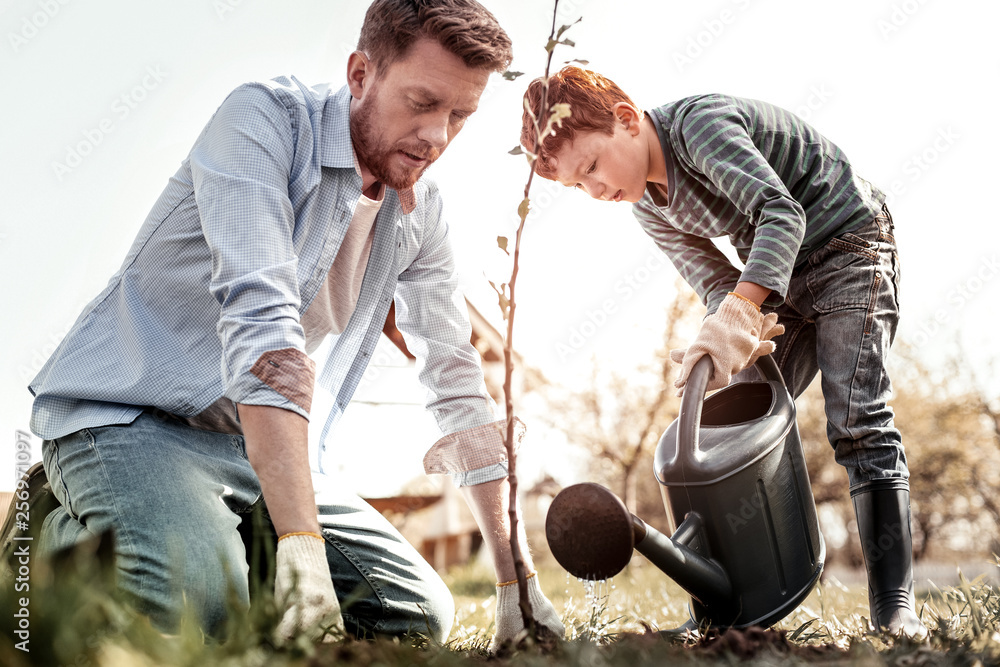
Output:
[350, 92, 440, 192]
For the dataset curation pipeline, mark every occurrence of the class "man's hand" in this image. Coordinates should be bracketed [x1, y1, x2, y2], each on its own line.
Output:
[491, 573, 564, 652]
[459, 476, 565, 651]
[239, 405, 341, 642]
[670, 292, 783, 395]
[274, 533, 345, 642]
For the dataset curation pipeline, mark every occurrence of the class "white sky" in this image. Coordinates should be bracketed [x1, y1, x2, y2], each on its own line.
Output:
[2, 0, 998, 493]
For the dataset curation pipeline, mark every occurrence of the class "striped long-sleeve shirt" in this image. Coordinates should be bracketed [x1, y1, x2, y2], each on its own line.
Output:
[633, 94, 884, 314]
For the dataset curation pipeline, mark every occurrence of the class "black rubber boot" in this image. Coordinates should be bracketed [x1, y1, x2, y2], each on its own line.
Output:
[851, 479, 928, 640]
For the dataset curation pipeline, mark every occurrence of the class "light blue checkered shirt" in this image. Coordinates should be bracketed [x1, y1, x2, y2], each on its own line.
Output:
[29, 77, 504, 482]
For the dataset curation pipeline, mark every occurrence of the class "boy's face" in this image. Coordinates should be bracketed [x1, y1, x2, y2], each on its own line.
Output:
[549, 113, 650, 203]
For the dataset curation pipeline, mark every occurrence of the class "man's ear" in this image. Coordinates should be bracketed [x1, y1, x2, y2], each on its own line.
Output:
[347, 51, 374, 99]
[612, 102, 643, 136]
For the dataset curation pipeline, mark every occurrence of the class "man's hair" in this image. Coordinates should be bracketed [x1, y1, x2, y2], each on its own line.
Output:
[521, 66, 638, 179]
[358, 0, 512, 73]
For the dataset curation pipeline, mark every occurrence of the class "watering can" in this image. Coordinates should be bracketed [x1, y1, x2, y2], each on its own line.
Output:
[545, 354, 825, 629]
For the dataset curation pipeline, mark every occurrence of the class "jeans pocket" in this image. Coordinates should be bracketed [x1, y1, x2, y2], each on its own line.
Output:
[806, 231, 880, 315]
[43, 430, 94, 522]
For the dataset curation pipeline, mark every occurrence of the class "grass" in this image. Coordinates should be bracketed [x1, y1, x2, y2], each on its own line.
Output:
[2, 551, 998, 666]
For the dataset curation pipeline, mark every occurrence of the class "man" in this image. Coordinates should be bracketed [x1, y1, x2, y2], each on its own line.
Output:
[17, 0, 563, 648]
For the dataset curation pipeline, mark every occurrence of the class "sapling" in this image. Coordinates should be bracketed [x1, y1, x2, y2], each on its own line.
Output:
[488, 0, 584, 643]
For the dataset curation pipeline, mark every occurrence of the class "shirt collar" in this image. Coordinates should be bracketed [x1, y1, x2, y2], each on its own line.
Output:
[644, 107, 675, 208]
[322, 85, 417, 214]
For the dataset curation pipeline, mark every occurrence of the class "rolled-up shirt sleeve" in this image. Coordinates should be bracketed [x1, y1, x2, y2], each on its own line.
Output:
[423, 418, 524, 486]
[189, 82, 314, 417]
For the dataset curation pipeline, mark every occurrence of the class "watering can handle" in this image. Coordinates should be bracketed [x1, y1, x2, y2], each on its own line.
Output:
[676, 353, 785, 467]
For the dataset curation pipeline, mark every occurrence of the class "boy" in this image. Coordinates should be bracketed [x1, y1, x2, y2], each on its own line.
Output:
[521, 66, 926, 639]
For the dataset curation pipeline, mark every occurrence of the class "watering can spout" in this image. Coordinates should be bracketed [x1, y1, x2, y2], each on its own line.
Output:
[545, 483, 732, 606]
[631, 512, 732, 605]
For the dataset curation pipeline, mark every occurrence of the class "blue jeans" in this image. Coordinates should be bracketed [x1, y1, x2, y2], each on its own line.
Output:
[738, 205, 909, 488]
[40, 410, 455, 640]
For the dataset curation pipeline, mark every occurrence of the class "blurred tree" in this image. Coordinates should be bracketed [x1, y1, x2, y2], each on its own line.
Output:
[541, 279, 700, 518]
[795, 342, 1000, 566]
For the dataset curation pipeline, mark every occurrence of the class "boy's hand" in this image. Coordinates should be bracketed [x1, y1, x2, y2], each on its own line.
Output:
[748, 312, 784, 366]
[491, 574, 565, 652]
[670, 293, 783, 395]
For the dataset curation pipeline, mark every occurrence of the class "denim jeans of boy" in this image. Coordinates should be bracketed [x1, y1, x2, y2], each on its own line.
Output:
[738, 205, 909, 489]
[39, 409, 455, 640]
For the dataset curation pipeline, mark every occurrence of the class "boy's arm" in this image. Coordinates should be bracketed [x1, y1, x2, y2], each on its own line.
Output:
[672, 96, 807, 304]
[633, 199, 741, 313]
[733, 281, 771, 307]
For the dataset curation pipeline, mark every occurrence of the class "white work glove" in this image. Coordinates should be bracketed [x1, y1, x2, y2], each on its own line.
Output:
[274, 533, 345, 643]
[490, 573, 565, 653]
[670, 292, 784, 396]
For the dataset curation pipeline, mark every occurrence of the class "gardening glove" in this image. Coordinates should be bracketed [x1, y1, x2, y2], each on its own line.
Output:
[670, 292, 783, 396]
[747, 311, 784, 367]
[274, 533, 345, 643]
[491, 573, 565, 653]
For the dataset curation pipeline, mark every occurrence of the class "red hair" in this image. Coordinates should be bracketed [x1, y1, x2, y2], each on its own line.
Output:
[521, 66, 638, 179]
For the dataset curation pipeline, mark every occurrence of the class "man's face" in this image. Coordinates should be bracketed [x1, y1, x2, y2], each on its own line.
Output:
[349, 38, 490, 191]
[550, 122, 650, 204]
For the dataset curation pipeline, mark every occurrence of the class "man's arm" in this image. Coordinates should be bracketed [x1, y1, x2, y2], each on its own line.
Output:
[191, 83, 321, 528]
[239, 404, 319, 536]
[190, 81, 342, 640]
[393, 186, 563, 644]
[460, 477, 533, 582]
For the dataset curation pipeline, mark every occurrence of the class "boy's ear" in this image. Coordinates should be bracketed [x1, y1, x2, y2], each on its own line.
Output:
[612, 102, 643, 136]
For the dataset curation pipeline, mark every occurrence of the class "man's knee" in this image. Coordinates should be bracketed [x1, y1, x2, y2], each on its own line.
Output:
[82, 522, 249, 636]
[161, 530, 251, 634]
[416, 575, 455, 643]
[344, 567, 455, 642]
